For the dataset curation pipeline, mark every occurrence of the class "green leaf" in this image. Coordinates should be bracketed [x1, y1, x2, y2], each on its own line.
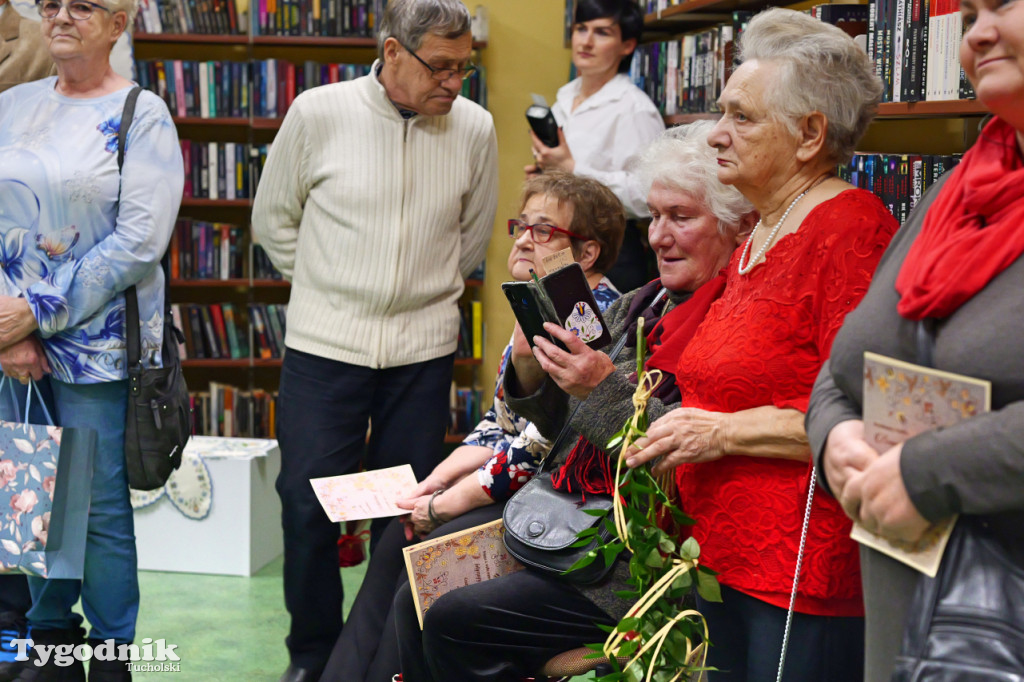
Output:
[618, 639, 640, 658]
[569, 536, 595, 548]
[680, 536, 700, 560]
[644, 548, 665, 568]
[581, 508, 610, 517]
[658, 536, 677, 555]
[696, 569, 723, 603]
[602, 541, 625, 566]
[563, 550, 598, 575]
[616, 617, 641, 633]
[606, 433, 624, 450]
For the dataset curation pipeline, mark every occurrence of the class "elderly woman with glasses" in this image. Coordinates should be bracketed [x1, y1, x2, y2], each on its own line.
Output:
[316, 170, 624, 682]
[0, 0, 182, 678]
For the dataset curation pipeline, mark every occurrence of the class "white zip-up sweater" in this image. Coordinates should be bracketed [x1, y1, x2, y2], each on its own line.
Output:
[252, 63, 498, 369]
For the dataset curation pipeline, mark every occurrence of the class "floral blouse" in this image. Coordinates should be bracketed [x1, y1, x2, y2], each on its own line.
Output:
[467, 278, 620, 501]
[0, 79, 183, 383]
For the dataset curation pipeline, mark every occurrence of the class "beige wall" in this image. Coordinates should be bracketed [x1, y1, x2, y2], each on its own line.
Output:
[472, 0, 573, 386]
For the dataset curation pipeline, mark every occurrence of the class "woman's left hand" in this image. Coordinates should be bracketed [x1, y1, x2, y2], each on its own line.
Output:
[624, 407, 728, 476]
[0, 297, 37, 348]
[531, 322, 616, 400]
[395, 493, 440, 540]
[846, 443, 931, 543]
[531, 129, 574, 173]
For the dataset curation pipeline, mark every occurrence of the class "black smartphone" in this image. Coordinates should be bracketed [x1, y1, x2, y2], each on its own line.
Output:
[541, 264, 612, 350]
[526, 104, 560, 148]
[501, 282, 566, 351]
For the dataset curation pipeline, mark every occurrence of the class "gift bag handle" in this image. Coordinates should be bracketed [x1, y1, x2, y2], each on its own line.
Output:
[0, 376, 55, 427]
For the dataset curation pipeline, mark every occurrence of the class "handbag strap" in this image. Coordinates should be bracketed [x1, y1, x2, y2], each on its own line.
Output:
[537, 287, 669, 473]
[776, 467, 816, 682]
[117, 86, 145, 370]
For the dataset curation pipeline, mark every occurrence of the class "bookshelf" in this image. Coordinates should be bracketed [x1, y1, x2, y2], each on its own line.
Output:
[134, 23, 489, 441]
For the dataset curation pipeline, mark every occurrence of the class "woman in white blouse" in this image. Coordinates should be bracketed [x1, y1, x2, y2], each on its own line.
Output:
[527, 0, 665, 292]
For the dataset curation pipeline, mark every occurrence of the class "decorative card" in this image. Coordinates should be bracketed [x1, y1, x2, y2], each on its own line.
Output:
[310, 464, 417, 523]
[402, 519, 524, 629]
[856, 352, 991, 577]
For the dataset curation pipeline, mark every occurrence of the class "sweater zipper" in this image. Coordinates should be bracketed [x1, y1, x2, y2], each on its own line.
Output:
[376, 115, 412, 368]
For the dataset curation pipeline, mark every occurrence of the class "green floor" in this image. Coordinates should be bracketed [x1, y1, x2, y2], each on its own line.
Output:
[131, 556, 592, 682]
[131, 557, 366, 682]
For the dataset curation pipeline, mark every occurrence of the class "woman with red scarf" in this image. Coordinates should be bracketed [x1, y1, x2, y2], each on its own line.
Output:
[622, 9, 899, 681]
[805, 0, 1024, 677]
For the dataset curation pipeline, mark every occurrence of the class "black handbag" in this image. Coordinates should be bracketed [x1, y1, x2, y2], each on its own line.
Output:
[117, 87, 192, 491]
[890, 320, 1024, 681]
[891, 517, 1024, 681]
[501, 302, 658, 586]
[502, 470, 614, 585]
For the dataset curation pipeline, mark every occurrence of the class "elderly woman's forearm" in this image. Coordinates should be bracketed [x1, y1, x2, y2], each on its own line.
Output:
[723, 406, 811, 461]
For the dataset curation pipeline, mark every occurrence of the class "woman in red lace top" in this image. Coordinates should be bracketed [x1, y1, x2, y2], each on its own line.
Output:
[625, 9, 898, 681]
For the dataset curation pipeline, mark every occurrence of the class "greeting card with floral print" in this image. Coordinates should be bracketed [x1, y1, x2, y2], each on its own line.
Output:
[857, 352, 991, 577]
[310, 464, 418, 522]
[402, 519, 524, 628]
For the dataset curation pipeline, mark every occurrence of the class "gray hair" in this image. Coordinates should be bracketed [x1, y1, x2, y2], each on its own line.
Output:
[635, 120, 754, 237]
[105, 0, 139, 31]
[739, 7, 882, 164]
[377, 0, 472, 59]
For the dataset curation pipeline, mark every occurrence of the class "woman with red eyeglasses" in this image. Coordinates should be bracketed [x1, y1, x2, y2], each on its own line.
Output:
[318, 170, 624, 682]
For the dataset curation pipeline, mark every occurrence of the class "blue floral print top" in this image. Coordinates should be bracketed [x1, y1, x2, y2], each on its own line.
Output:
[0, 79, 184, 383]
[465, 278, 620, 501]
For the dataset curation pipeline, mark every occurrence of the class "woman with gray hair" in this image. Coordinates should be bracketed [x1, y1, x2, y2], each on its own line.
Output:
[0, 0, 182, 679]
[623, 8, 898, 680]
[393, 121, 757, 681]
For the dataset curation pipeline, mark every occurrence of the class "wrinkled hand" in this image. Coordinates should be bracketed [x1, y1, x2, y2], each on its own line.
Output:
[822, 419, 879, 518]
[509, 323, 547, 396]
[0, 297, 37, 348]
[530, 129, 574, 173]
[0, 336, 50, 384]
[624, 407, 728, 477]
[845, 443, 931, 544]
[404, 472, 448, 502]
[530, 322, 615, 400]
[395, 494, 438, 541]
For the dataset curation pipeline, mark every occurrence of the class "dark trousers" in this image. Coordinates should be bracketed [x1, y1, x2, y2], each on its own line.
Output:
[394, 516, 616, 682]
[276, 348, 453, 671]
[321, 505, 506, 682]
[696, 585, 864, 682]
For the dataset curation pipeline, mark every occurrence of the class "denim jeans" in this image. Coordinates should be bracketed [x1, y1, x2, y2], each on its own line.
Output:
[0, 378, 137, 643]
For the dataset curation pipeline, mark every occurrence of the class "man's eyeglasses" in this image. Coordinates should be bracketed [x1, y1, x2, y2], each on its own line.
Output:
[36, 0, 111, 20]
[507, 219, 587, 243]
[398, 40, 477, 82]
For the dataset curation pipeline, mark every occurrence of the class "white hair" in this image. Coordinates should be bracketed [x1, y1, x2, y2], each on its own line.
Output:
[105, 0, 139, 30]
[376, 0, 471, 58]
[635, 120, 753, 237]
[739, 7, 882, 163]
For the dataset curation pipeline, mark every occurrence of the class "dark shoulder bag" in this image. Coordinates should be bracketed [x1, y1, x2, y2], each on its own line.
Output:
[502, 293, 669, 585]
[891, 320, 1024, 681]
[117, 87, 192, 491]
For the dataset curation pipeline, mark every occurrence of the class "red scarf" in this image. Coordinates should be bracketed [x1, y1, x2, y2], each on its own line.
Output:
[896, 117, 1024, 320]
[550, 275, 727, 496]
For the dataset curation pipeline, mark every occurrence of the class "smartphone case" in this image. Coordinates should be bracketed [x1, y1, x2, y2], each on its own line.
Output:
[502, 263, 611, 350]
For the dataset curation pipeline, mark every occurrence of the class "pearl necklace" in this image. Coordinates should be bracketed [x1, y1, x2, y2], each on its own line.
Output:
[737, 187, 812, 276]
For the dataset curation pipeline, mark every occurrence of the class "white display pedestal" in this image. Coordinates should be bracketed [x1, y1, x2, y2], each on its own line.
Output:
[133, 437, 282, 576]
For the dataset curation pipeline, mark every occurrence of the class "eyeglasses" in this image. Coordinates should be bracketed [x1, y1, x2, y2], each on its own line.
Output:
[398, 40, 477, 81]
[507, 219, 587, 243]
[36, 0, 111, 20]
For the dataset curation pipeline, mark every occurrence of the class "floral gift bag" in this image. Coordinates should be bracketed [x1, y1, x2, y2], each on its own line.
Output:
[0, 379, 94, 579]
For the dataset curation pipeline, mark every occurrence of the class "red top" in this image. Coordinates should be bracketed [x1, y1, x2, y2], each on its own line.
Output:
[674, 189, 898, 617]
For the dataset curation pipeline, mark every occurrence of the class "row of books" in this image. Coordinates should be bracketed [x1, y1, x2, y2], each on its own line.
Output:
[838, 152, 962, 225]
[456, 300, 482, 361]
[868, 0, 974, 102]
[138, 58, 485, 119]
[171, 302, 287, 360]
[191, 384, 278, 438]
[169, 220, 284, 282]
[251, 0, 386, 37]
[180, 141, 270, 200]
[450, 384, 483, 436]
[135, 0, 242, 35]
[629, 11, 751, 116]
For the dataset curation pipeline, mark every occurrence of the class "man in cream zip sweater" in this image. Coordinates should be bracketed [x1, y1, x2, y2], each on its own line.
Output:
[251, 2, 498, 680]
